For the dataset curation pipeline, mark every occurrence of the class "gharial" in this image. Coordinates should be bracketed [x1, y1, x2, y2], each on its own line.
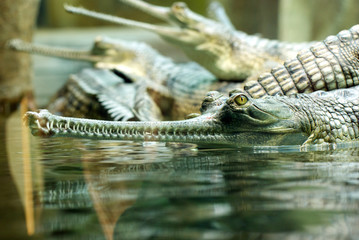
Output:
[63, 0, 315, 80]
[8, 0, 359, 147]
[25, 86, 359, 147]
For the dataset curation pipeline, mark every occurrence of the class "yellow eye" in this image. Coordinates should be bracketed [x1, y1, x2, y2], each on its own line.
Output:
[234, 95, 248, 105]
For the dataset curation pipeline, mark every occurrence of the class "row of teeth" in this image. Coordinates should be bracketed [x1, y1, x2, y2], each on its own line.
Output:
[37, 119, 222, 141]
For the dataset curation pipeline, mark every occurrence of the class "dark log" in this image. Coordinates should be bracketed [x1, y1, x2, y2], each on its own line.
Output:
[0, 0, 39, 115]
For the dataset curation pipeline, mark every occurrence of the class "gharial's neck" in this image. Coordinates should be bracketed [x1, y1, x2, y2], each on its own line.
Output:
[279, 90, 359, 144]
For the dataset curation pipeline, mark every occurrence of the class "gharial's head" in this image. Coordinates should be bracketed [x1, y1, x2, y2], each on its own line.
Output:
[199, 90, 307, 146]
[25, 90, 308, 147]
[64, 1, 259, 80]
[7, 36, 156, 79]
[90, 36, 160, 77]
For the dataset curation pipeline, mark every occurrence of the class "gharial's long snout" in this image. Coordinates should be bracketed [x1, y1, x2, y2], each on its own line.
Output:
[64, 4, 188, 43]
[7, 38, 100, 62]
[63, 1, 235, 51]
[24, 109, 225, 143]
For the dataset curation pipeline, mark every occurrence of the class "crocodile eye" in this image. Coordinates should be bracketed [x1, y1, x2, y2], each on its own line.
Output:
[234, 95, 248, 106]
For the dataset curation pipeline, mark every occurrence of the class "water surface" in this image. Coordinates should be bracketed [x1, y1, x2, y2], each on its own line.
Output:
[1, 110, 359, 240]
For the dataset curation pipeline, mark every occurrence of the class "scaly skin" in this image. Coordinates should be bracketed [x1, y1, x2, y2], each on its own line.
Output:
[243, 25, 359, 97]
[24, 86, 359, 146]
[64, 1, 314, 80]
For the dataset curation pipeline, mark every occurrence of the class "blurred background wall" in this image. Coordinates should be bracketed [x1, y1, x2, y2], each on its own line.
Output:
[36, 0, 359, 41]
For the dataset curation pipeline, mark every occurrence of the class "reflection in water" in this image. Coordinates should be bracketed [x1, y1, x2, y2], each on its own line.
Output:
[20, 96, 37, 236]
[2, 109, 359, 239]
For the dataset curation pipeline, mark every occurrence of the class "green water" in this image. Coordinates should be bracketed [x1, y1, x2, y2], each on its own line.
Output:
[1, 112, 359, 240]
